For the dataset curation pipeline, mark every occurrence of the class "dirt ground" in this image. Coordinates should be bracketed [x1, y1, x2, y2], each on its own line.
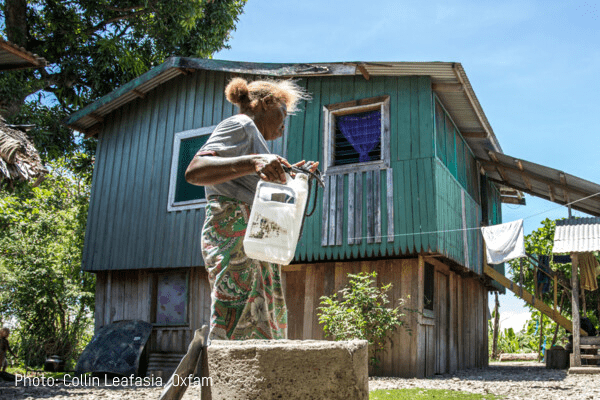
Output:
[1, 362, 598, 399]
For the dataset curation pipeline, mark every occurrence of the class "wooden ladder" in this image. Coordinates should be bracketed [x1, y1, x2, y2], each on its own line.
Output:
[579, 337, 600, 367]
[484, 265, 587, 336]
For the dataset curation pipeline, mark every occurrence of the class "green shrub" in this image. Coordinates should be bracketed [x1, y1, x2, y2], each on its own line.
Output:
[318, 271, 408, 368]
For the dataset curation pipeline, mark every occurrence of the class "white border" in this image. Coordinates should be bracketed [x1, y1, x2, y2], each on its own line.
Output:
[167, 125, 216, 212]
[323, 96, 391, 175]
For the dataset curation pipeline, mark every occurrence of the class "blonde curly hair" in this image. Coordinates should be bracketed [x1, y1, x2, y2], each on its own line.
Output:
[225, 77, 310, 114]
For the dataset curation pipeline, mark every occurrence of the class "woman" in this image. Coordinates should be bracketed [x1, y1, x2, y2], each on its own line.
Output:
[185, 77, 317, 341]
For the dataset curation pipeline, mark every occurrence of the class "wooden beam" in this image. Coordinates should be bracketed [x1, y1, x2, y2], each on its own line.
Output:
[487, 151, 510, 183]
[132, 89, 146, 99]
[357, 64, 370, 81]
[480, 159, 593, 200]
[484, 265, 587, 336]
[89, 113, 104, 123]
[432, 83, 463, 92]
[549, 184, 556, 202]
[501, 196, 526, 205]
[571, 253, 582, 367]
[461, 131, 487, 139]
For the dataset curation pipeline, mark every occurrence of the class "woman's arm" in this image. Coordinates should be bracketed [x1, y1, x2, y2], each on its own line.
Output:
[185, 154, 290, 186]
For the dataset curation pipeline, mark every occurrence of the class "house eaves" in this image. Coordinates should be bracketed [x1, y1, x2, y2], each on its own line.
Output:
[65, 58, 502, 162]
[481, 151, 600, 217]
[0, 38, 47, 71]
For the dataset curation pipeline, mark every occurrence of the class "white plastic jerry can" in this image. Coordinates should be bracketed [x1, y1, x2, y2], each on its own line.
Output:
[243, 172, 309, 265]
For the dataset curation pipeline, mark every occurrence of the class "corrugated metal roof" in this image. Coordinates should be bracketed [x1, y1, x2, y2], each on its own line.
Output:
[553, 218, 600, 253]
[0, 38, 47, 71]
[480, 151, 600, 217]
[65, 58, 502, 159]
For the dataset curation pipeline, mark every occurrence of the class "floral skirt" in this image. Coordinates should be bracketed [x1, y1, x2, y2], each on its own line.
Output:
[201, 195, 287, 340]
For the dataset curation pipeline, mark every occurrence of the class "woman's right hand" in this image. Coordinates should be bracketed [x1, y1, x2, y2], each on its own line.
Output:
[252, 154, 291, 183]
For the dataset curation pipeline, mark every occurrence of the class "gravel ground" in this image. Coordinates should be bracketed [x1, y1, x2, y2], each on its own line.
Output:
[1, 362, 598, 399]
[371, 362, 600, 400]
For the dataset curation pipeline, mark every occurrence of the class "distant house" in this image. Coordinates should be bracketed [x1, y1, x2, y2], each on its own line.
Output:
[66, 58, 536, 377]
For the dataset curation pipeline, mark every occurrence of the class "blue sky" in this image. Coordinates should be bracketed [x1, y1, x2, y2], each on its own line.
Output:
[216, 0, 600, 330]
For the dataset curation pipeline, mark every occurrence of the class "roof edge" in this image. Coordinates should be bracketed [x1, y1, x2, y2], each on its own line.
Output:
[64, 57, 181, 130]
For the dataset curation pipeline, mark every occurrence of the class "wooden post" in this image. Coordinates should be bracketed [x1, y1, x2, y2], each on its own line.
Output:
[492, 292, 500, 359]
[519, 259, 524, 299]
[571, 253, 581, 367]
[534, 263, 538, 300]
[538, 313, 544, 361]
[553, 276, 558, 312]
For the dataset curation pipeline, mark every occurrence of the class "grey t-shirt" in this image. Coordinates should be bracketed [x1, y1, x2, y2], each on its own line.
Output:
[198, 114, 270, 205]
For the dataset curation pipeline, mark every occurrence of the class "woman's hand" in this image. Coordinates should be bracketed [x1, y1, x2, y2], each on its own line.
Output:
[253, 154, 291, 183]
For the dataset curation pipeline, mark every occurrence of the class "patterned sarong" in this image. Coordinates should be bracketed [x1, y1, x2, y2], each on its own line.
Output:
[201, 195, 287, 340]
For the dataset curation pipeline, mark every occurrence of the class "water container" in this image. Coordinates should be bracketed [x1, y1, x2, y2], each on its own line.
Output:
[243, 172, 309, 265]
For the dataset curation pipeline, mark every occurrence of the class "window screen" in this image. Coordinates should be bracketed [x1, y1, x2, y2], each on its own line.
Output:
[174, 135, 210, 203]
[334, 109, 382, 166]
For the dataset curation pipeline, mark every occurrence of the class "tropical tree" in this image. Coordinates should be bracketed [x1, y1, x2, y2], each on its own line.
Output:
[1, 0, 247, 168]
[0, 159, 94, 367]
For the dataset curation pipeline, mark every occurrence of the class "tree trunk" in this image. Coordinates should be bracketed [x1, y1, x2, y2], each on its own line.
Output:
[492, 291, 500, 359]
[6, 0, 28, 47]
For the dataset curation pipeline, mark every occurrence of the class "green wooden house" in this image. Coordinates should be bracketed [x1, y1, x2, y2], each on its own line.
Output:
[67, 58, 516, 378]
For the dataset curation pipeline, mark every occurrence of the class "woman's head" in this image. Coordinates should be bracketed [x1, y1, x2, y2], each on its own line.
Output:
[0, 327, 9, 338]
[225, 77, 310, 114]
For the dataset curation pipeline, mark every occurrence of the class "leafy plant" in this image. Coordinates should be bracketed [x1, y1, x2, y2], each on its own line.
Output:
[318, 272, 408, 368]
[0, 158, 95, 367]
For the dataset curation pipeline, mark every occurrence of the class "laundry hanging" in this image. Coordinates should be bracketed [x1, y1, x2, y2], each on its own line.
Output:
[481, 219, 526, 264]
[579, 252, 600, 292]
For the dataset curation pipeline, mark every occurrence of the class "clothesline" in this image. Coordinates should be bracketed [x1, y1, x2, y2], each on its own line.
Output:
[346, 190, 600, 243]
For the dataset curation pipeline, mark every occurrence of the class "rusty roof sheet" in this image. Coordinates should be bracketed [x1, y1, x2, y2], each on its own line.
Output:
[0, 38, 47, 71]
[553, 217, 600, 253]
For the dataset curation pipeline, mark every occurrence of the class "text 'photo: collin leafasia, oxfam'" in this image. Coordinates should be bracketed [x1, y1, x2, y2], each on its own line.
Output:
[13, 373, 212, 388]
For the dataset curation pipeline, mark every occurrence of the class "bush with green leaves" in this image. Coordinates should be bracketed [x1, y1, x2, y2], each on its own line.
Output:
[0, 159, 95, 368]
[318, 271, 407, 367]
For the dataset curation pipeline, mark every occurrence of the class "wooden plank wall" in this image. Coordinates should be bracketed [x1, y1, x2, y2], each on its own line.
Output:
[94, 267, 211, 354]
[321, 169, 393, 247]
[285, 257, 489, 377]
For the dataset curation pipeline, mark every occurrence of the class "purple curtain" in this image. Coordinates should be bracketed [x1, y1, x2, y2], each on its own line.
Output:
[156, 273, 187, 325]
[337, 110, 381, 162]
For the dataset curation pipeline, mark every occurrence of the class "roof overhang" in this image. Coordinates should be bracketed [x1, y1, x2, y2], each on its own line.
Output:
[480, 151, 600, 217]
[65, 58, 503, 161]
[0, 38, 47, 71]
[553, 217, 600, 253]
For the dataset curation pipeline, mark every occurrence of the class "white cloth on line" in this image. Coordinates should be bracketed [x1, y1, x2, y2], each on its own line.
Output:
[481, 219, 526, 264]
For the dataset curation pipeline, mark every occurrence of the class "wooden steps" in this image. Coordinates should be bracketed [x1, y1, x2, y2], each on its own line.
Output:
[484, 265, 587, 336]
[146, 352, 185, 379]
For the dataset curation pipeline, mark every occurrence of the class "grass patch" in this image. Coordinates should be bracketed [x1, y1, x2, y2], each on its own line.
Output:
[370, 388, 499, 399]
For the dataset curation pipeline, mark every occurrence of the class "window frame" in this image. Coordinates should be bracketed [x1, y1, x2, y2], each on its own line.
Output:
[323, 95, 391, 175]
[167, 125, 216, 212]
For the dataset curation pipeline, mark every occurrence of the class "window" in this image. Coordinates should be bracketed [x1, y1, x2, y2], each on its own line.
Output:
[323, 96, 390, 174]
[167, 125, 216, 212]
[153, 271, 189, 326]
[423, 262, 434, 312]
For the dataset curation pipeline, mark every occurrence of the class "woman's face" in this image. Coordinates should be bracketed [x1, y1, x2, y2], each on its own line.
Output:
[255, 101, 287, 141]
